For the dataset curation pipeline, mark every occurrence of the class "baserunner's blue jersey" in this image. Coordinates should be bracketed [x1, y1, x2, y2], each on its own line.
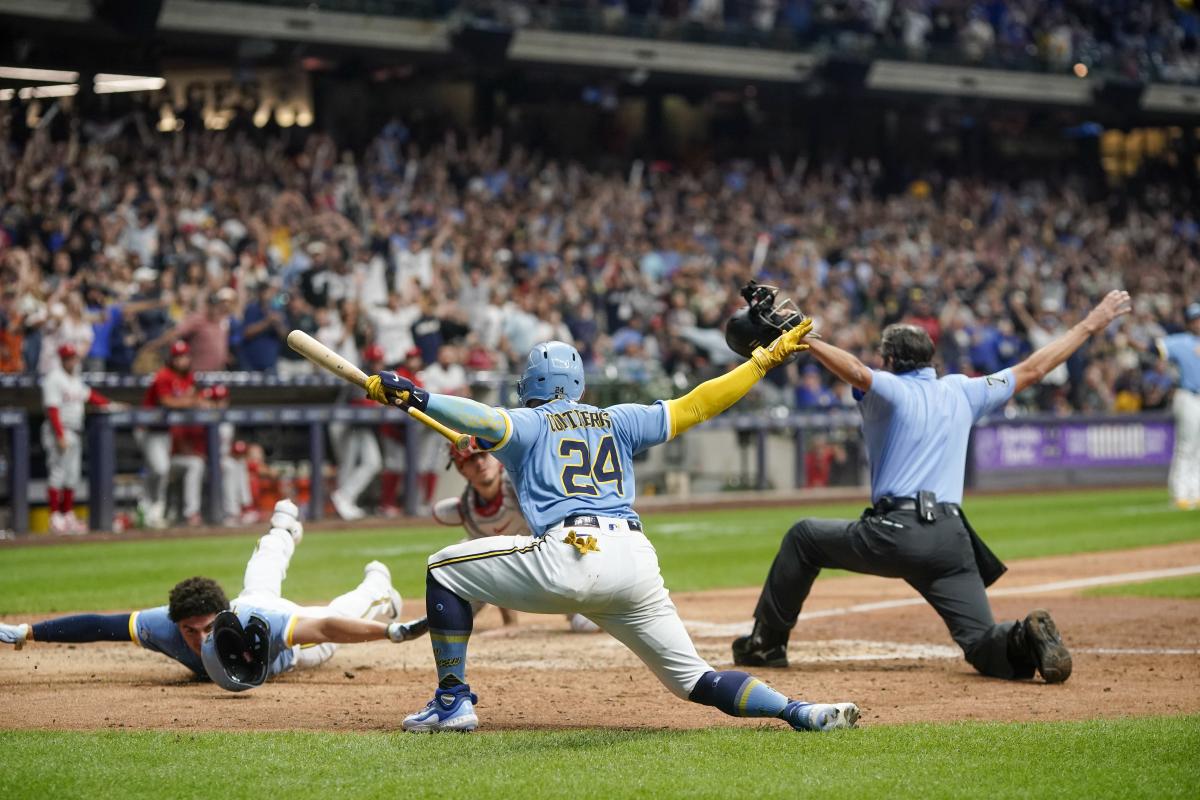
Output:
[486, 398, 671, 535]
[131, 603, 298, 679]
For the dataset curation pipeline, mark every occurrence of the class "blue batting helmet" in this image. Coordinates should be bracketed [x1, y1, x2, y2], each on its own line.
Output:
[517, 341, 584, 406]
[200, 610, 272, 692]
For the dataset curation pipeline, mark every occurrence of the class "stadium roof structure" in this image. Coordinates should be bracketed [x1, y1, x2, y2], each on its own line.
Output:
[1, 0, 1197, 117]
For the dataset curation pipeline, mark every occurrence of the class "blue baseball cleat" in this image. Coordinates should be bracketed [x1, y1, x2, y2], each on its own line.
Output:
[782, 701, 860, 732]
[403, 685, 480, 732]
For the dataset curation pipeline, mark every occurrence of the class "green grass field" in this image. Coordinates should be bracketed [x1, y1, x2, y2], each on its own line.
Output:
[2, 717, 1197, 800]
[2, 486, 1197, 799]
[1086, 573, 1200, 599]
[0, 487, 1191, 614]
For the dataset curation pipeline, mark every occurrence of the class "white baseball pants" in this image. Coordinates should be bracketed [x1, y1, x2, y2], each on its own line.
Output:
[331, 425, 382, 503]
[170, 455, 205, 518]
[232, 529, 395, 671]
[427, 517, 711, 698]
[1169, 389, 1200, 503]
[221, 456, 252, 518]
[41, 424, 82, 489]
[136, 430, 172, 509]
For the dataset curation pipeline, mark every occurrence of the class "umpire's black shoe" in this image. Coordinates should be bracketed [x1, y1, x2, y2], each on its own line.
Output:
[1020, 609, 1073, 684]
[732, 621, 790, 668]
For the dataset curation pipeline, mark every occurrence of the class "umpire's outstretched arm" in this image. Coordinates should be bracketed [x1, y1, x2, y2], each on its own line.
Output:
[1009, 290, 1131, 392]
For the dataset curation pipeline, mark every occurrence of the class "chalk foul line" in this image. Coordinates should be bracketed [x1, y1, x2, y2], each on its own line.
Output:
[683, 564, 1200, 639]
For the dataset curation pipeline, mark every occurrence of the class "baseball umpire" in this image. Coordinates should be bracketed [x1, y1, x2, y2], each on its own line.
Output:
[1157, 301, 1200, 510]
[727, 284, 1132, 684]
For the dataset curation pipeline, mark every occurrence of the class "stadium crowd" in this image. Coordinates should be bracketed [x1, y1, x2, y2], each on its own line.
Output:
[468, 0, 1200, 84]
[1, 109, 1197, 420]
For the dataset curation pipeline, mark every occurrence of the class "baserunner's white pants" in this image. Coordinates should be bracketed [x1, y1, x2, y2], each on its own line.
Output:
[232, 529, 395, 671]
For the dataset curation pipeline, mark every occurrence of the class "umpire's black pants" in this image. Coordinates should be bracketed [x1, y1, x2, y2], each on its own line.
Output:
[753, 507, 1026, 679]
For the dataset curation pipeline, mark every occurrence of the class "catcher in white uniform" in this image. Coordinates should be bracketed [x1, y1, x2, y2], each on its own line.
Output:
[41, 343, 118, 534]
[432, 437, 600, 633]
[365, 327, 858, 734]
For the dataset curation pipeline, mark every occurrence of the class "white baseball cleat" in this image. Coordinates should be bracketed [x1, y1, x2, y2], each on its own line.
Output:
[270, 501, 304, 544]
[362, 561, 402, 619]
[273, 499, 300, 519]
[330, 490, 365, 521]
[782, 701, 860, 732]
[0, 622, 29, 650]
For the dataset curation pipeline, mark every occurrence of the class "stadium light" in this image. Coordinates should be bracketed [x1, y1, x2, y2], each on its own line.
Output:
[0, 83, 80, 100]
[94, 74, 166, 94]
[0, 66, 79, 82]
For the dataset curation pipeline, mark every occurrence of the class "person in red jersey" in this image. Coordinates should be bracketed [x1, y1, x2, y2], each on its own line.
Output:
[139, 340, 205, 528]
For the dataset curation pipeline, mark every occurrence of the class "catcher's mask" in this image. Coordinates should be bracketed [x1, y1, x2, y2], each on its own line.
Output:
[200, 610, 272, 692]
[725, 280, 805, 359]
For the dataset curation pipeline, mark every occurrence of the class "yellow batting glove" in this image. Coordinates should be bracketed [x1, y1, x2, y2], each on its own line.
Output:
[364, 375, 390, 405]
[750, 316, 814, 373]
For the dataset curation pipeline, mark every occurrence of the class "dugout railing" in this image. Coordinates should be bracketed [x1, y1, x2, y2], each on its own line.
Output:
[0, 404, 1175, 536]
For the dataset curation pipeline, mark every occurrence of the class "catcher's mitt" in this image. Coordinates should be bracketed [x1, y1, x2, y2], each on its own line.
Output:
[725, 280, 808, 359]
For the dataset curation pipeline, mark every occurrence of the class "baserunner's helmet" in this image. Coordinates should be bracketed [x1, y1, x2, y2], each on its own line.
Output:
[200, 610, 272, 692]
[517, 341, 584, 406]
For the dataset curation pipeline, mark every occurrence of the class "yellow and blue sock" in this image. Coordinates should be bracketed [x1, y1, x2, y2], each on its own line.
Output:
[688, 670, 789, 718]
[426, 571, 473, 689]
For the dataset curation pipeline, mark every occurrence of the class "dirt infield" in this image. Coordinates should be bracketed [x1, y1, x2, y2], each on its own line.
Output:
[3, 541, 1198, 732]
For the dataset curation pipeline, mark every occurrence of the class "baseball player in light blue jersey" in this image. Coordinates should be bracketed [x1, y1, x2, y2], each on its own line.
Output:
[1157, 301, 1200, 510]
[0, 501, 427, 689]
[365, 321, 860, 733]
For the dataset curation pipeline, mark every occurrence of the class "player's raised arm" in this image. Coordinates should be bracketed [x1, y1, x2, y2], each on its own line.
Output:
[1011, 290, 1131, 393]
[667, 316, 814, 438]
[364, 374, 508, 443]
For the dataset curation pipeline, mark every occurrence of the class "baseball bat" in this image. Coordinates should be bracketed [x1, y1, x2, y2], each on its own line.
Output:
[286, 330, 471, 450]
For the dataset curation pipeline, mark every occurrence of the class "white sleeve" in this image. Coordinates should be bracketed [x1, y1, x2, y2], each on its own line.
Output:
[42, 373, 64, 407]
[432, 497, 464, 526]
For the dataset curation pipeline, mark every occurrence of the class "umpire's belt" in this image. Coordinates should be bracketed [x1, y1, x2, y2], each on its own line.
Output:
[553, 514, 642, 532]
[874, 496, 962, 518]
[873, 495, 1007, 587]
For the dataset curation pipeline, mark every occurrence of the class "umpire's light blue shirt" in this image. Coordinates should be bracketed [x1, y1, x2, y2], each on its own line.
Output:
[1160, 333, 1200, 393]
[856, 367, 1015, 505]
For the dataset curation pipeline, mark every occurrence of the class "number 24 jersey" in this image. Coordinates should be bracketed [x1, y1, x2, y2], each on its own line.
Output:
[486, 398, 671, 536]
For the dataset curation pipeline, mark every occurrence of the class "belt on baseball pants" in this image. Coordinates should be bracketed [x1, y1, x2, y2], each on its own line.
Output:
[550, 514, 643, 532]
[873, 495, 962, 521]
[874, 495, 1007, 586]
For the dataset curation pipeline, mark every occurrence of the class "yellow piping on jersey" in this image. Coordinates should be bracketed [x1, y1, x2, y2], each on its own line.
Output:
[479, 408, 514, 452]
[127, 611, 141, 645]
[284, 614, 300, 648]
[666, 359, 766, 439]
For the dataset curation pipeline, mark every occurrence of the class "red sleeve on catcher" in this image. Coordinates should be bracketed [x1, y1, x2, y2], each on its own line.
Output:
[47, 406, 65, 439]
[87, 389, 110, 406]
